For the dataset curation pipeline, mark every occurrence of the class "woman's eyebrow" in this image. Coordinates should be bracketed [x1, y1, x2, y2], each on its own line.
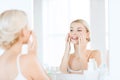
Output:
[70, 27, 73, 28]
[77, 27, 82, 29]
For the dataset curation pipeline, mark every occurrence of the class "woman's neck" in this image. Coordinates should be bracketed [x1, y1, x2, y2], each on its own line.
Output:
[5, 41, 23, 55]
[74, 44, 87, 56]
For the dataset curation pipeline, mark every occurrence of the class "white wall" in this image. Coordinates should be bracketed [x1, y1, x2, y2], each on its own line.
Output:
[90, 1, 110, 75]
[90, 0, 106, 55]
[109, 0, 120, 79]
[34, 0, 43, 63]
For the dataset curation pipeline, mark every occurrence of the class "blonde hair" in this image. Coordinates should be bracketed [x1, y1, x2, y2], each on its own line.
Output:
[0, 10, 28, 49]
[70, 19, 90, 41]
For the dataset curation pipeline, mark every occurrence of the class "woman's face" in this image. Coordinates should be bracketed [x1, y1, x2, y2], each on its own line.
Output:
[69, 22, 88, 44]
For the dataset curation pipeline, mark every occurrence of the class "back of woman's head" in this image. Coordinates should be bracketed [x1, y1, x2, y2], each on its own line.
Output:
[0, 10, 28, 49]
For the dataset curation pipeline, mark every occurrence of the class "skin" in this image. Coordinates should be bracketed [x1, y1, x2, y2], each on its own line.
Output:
[60, 22, 101, 74]
[0, 28, 50, 80]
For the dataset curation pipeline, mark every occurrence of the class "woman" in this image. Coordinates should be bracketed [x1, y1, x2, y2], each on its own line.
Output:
[60, 19, 101, 74]
[0, 10, 50, 80]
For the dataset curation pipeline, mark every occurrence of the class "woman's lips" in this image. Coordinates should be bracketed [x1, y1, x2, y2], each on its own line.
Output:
[71, 37, 78, 40]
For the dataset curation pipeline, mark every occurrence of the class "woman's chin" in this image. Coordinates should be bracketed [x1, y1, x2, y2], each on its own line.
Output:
[23, 39, 29, 44]
[71, 40, 78, 44]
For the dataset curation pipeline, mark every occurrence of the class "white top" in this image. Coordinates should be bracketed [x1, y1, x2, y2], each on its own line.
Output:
[67, 67, 83, 73]
[15, 54, 27, 80]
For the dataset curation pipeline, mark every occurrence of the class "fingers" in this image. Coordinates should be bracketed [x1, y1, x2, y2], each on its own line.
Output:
[67, 33, 71, 42]
[28, 31, 37, 55]
[79, 33, 86, 41]
[78, 34, 84, 51]
[65, 33, 70, 42]
[78, 33, 82, 43]
[78, 33, 86, 46]
[65, 33, 71, 52]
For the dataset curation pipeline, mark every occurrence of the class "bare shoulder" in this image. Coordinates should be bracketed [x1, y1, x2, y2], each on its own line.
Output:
[92, 50, 101, 54]
[20, 54, 50, 80]
[21, 53, 36, 60]
[20, 54, 38, 67]
[20, 54, 39, 73]
[90, 50, 101, 58]
[90, 50, 101, 66]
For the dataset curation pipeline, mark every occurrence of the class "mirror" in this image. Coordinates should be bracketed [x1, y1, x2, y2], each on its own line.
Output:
[34, 0, 109, 79]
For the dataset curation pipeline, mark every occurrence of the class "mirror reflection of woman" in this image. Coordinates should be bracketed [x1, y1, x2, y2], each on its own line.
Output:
[60, 19, 101, 74]
[0, 10, 50, 80]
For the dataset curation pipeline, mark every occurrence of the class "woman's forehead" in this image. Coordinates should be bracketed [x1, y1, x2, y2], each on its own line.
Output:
[70, 22, 85, 29]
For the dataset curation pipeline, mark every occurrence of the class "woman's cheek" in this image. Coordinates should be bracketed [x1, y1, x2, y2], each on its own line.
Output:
[78, 32, 83, 37]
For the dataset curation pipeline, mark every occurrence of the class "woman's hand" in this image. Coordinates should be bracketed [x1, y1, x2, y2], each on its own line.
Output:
[60, 33, 71, 73]
[28, 31, 37, 55]
[78, 33, 87, 52]
[65, 33, 71, 53]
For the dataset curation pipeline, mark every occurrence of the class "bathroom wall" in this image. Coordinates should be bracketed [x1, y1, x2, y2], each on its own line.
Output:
[90, 0, 108, 70]
[34, 0, 43, 63]
[109, 0, 120, 79]
[90, 0, 107, 54]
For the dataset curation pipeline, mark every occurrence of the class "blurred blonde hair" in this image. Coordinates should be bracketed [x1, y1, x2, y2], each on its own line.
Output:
[70, 19, 90, 41]
[0, 10, 28, 49]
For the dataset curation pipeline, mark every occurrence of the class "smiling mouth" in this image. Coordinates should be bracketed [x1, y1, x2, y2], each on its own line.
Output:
[71, 37, 78, 40]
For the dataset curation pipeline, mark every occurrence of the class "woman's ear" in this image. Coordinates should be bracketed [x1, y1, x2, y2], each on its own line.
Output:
[86, 31, 90, 41]
[19, 28, 30, 44]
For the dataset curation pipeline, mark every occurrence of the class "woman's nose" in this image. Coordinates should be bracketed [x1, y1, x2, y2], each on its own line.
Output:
[72, 31, 77, 35]
[71, 32, 77, 36]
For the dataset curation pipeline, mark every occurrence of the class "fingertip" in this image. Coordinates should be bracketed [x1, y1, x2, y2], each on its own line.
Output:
[68, 33, 70, 37]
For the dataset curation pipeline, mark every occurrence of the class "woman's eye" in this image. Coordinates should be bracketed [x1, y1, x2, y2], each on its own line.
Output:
[77, 30, 82, 32]
[70, 30, 73, 32]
